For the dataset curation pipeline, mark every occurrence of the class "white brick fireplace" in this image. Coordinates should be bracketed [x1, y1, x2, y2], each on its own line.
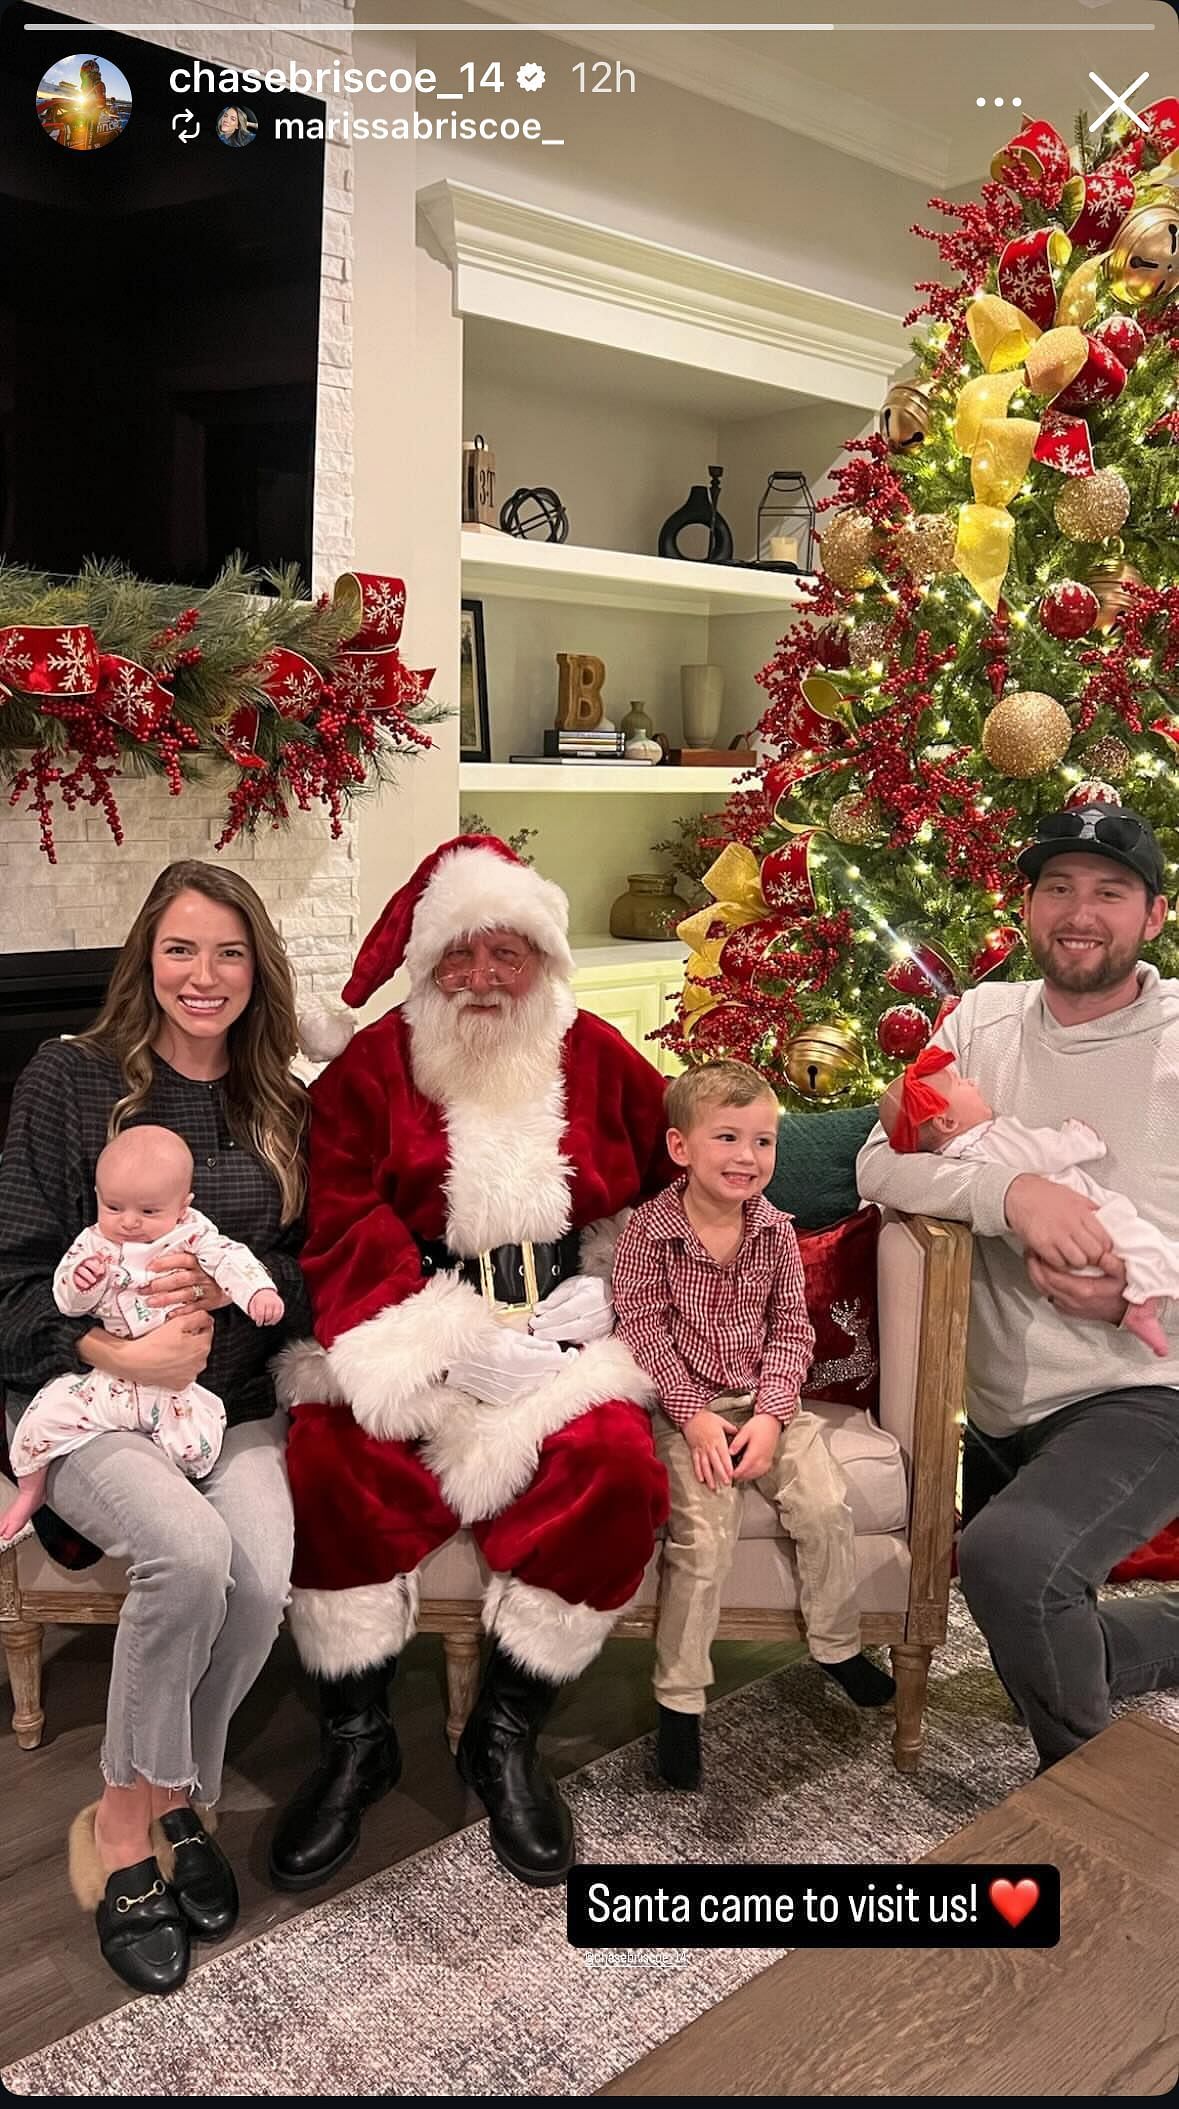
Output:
[2, 0, 359, 1010]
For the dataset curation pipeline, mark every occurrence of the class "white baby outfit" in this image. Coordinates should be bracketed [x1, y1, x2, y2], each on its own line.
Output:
[944, 1116, 1179, 1308]
[8, 1210, 277, 1483]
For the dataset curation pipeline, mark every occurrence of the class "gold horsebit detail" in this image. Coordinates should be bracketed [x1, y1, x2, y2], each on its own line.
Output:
[116, 1877, 165, 1912]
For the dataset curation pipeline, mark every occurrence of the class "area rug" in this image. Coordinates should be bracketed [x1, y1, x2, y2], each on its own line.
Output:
[6, 1586, 1179, 2099]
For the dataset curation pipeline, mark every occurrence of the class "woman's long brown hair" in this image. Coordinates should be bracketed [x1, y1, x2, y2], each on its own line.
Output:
[75, 861, 307, 1222]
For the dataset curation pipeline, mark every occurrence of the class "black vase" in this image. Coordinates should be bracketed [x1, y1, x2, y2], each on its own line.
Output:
[658, 483, 734, 564]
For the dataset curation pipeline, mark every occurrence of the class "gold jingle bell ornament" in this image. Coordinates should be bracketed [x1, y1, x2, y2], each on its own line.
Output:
[982, 691, 1073, 778]
[820, 511, 879, 591]
[784, 1021, 862, 1100]
[894, 511, 957, 581]
[1107, 196, 1179, 309]
[878, 383, 931, 454]
[1084, 554, 1147, 634]
[1053, 469, 1131, 544]
[829, 793, 886, 844]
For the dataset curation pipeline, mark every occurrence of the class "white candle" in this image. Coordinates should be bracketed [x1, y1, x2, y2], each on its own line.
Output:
[768, 533, 801, 564]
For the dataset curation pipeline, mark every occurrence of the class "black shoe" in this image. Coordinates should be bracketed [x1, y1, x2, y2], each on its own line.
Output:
[821, 1652, 897, 1709]
[95, 1855, 190, 1996]
[157, 1808, 239, 1942]
[456, 1642, 574, 1887]
[655, 1704, 702, 1789]
[268, 1659, 402, 1892]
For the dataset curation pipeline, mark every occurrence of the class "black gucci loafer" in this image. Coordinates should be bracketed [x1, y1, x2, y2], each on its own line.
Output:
[94, 1855, 190, 1996]
[155, 1807, 239, 1941]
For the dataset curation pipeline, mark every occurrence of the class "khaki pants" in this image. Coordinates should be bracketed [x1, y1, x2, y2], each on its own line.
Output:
[654, 1399, 859, 1715]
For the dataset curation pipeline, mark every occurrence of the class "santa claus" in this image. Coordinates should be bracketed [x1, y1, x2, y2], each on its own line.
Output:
[269, 836, 672, 1891]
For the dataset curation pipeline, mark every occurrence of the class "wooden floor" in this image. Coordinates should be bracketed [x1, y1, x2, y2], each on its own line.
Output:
[600, 1714, 1179, 2098]
[0, 1621, 793, 2070]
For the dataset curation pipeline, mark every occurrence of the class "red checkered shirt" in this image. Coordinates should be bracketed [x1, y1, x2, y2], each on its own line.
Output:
[612, 1177, 814, 1429]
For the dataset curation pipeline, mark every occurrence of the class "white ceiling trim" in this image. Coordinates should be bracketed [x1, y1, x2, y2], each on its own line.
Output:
[460, 0, 953, 188]
[418, 180, 909, 409]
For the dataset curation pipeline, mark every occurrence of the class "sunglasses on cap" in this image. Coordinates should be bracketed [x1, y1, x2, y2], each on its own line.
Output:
[1015, 805, 1165, 895]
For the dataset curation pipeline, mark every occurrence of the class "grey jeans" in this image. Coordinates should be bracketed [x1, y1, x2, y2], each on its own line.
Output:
[957, 1386, 1179, 1765]
[44, 1409, 293, 1803]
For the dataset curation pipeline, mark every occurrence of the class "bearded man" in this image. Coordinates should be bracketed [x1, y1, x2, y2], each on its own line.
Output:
[269, 837, 671, 1890]
[857, 804, 1179, 1770]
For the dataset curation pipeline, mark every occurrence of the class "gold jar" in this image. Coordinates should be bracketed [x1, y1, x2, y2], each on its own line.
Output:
[608, 873, 684, 941]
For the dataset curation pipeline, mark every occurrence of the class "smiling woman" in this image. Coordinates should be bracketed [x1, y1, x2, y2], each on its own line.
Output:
[0, 858, 310, 1999]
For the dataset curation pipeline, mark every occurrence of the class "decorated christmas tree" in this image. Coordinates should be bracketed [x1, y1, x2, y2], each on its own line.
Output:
[661, 103, 1179, 1107]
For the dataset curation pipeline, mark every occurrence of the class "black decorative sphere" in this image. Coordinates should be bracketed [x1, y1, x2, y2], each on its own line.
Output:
[500, 486, 569, 542]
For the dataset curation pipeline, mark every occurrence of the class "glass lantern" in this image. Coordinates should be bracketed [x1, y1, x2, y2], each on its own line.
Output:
[756, 471, 817, 572]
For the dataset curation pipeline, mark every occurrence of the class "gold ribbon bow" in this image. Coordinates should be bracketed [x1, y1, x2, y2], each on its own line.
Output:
[954, 292, 1095, 610]
[676, 844, 770, 1027]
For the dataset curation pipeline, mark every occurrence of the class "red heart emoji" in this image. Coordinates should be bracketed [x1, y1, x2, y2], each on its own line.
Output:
[989, 1877, 1039, 1928]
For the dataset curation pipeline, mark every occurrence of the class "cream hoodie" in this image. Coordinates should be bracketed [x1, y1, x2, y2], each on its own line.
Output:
[855, 964, 1179, 1435]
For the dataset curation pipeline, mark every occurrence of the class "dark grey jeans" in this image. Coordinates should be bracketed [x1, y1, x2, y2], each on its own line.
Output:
[958, 1387, 1179, 1765]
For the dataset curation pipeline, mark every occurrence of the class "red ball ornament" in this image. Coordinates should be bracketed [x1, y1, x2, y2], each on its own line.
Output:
[883, 938, 958, 1002]
[1090, 315, 1147, 370]
[876, 1004, 931, 1059]
[1039, 581, 1099, 641]
[969, 925, 1022, 981]
[1065, 778, 1122, 809]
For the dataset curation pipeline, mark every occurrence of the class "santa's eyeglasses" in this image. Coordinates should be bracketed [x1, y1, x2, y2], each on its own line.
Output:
[433, 952, 532, 992]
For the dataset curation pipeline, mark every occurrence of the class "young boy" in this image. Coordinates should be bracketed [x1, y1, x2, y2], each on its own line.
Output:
[613, 1059, 894, 1788]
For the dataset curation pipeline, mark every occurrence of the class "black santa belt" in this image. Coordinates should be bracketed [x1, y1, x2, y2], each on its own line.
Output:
[415, 1231, 580, 1317]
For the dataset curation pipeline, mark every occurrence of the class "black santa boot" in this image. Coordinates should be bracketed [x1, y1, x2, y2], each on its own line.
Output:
[268, 1658, 402, 1892]
[456, 1643, 575, 1886]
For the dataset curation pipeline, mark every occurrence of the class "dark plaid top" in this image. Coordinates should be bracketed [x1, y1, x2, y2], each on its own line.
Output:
[0, 1037, 310, 1430]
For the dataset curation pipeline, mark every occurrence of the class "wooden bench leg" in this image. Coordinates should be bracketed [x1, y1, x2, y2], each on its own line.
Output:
[890, 1642, 932, 1774]
[443, 1632, 482, 1752]
[3, 1619, 45, 1749]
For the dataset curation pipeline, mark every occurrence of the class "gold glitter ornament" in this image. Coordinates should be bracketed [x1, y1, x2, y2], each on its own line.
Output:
[1053, 469, 1131, 544]
[1107, 196, 1179, 309]
[848, 622, 889, 671]
[981, 691, 1073, 778]
[820, 511, 879, 591]
[878, 383, 931, 454]
[1084, 555, 1147, 635]
[894, 511, 957, 581]
[1082, 734, 1132, 782]
[828, 793, 886, 844]
[784, 1021, 862, 1100]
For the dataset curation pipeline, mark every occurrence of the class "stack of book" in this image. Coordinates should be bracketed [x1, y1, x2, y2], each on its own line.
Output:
[507, 729, 656, 766]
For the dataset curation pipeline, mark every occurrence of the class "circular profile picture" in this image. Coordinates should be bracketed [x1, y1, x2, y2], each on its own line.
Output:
[216, 103, 258, 148]
[36, 55, 131, 152]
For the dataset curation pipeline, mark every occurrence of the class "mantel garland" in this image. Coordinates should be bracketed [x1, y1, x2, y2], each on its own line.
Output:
[0, 560, 440, 860]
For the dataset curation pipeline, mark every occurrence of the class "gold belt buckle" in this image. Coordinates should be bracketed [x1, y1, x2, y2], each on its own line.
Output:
[478, 1241, 540, 1328]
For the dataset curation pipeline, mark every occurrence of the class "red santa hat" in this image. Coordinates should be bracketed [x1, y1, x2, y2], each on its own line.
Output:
[297, 834, 576, 1062]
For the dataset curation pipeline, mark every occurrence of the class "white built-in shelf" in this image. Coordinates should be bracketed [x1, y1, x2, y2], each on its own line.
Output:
[459, 762, 747, 794]
[461, 530, 811, 618]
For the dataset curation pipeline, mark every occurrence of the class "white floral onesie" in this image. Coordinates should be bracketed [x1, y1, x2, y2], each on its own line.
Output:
[8, 1210, 278, 1483]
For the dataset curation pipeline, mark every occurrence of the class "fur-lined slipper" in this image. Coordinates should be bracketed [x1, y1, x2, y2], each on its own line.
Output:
[150, 1801, 216, 1879]
[67, 1802, 107, 1913]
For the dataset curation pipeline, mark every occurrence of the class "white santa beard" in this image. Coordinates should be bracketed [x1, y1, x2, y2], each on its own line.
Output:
[403, 970, 579, 1248]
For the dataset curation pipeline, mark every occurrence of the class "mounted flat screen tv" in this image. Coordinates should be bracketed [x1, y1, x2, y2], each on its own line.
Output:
[0, 2, 326, 584]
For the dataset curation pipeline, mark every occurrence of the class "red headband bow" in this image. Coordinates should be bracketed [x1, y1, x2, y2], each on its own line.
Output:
[889, 1043, 956, 1153]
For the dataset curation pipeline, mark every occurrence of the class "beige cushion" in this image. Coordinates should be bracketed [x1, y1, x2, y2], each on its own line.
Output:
[747, 1399, 908, 1539]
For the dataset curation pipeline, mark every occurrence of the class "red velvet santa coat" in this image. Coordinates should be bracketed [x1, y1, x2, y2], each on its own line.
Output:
[278, 1000, 673, 1588]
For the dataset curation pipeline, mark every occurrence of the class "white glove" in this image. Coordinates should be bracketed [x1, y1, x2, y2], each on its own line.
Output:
[528, 1273, 615, 1345]
[446, 1330, 574, 1406]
